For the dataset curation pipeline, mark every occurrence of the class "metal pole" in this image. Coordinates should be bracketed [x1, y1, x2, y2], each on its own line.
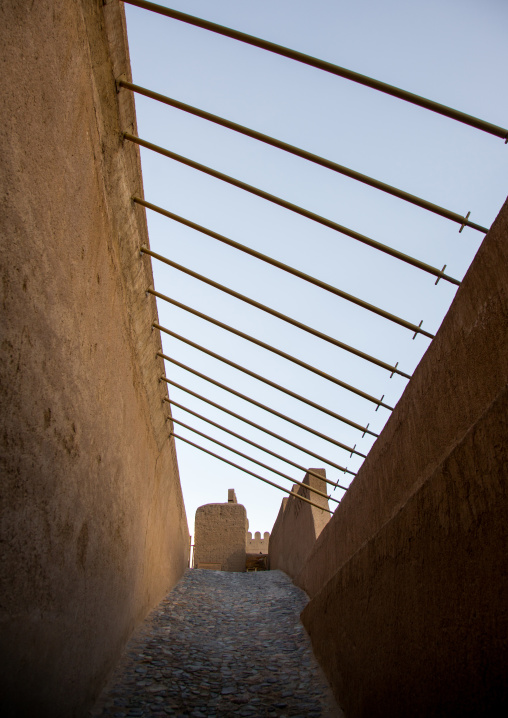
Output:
[136, 202, 455, 307]
[167, 402, 349, 490]
[122, 1, 508, 141]
[156, 344, 378, 437]
[163, 393, 356, 476]
[127, 137, 456, 296]
[170, 432, 333, 514]
[141, 258, 409, 379]
[120, 81, 486, 233]
[170, 417, 341, 502]
[139, 239, 433, 340]
[148, 278, 410, 381]
[159, 374, 367, 458]
[150, 298, 393, 410]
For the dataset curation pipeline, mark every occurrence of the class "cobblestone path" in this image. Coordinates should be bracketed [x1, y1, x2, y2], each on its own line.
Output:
[93, 569, 341, 718]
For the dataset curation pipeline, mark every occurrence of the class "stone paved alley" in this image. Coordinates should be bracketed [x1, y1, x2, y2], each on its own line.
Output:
[93, 569, 342, 718]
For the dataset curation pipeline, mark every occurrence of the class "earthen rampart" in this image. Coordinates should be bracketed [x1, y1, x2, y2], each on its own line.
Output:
[0, 2, 188, 715]
[299, 197, 508, 716]
[269, 470, 330, 580]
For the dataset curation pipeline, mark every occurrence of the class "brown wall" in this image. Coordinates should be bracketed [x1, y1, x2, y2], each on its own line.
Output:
[297, 197, 508, 600]
[269, 470, 330, 580]
[0, 2, 189, 716]
[194, 503, 248, 572]
[246, 530, 270, 553]
[299, 197, 508, 716]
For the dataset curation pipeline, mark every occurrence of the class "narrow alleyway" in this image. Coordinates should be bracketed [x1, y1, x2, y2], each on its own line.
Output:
[93, 569, 342, 718]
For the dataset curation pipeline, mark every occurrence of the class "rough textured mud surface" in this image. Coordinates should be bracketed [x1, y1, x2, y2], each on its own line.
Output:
[300, 197, 508, 717]
[93, 570, 342, 718]
[194, 503, 248, 572]
[269, 470, 330, 580]
[0, 2, 188, 715]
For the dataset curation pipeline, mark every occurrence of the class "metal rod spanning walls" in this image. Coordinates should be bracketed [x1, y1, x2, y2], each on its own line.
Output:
[160, 374, 367, 459]
[139, 240, 434, 340]
[170, 432, 334, 515]
[144, 261, 409, 379]
[169, 417, 342, 502]
[123, 1, 508, 141]
[151, 297, 392, 410]
[157, 344, 377, 437]
[166, 401, 350, 490]
[163, 394, 356, 476]
[120, 81, 487, 233]
[128, 139, 458, 293]
[135, 197, 452, 300]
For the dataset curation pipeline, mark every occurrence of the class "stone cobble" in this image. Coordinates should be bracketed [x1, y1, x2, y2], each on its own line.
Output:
[92, 569, 341, 718]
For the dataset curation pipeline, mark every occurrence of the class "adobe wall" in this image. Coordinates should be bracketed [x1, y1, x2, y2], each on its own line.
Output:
[0, 2, 189, 716]
[269, 470, 330, 579]
[246, 531, 270, 553]
[300, 197, 508, 716]
[297, 197, 508, 601]
[194, 503, 248, 572]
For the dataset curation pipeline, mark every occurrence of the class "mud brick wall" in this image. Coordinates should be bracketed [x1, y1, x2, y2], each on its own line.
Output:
[269, 470, 330, 579]
[246, 531, 270, 553]
[194, 503, 248, 572]
[299, 197, 508, 717]
[0, 2, 189, 716]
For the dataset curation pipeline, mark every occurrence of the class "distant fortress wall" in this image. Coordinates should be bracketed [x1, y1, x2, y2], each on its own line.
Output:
[0, 2, 189, 716]
[194, 491, 248, 572]
[246, 531, 270, 554]
[194, 491, 270, 568]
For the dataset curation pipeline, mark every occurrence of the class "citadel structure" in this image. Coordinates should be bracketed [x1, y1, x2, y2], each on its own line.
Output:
[194, 489, 248, 572]
[193, 489, 270, 571]
[1, 2, 507, 717]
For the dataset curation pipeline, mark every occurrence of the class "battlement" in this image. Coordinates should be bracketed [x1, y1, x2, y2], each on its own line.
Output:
[246, 531, 270, 554]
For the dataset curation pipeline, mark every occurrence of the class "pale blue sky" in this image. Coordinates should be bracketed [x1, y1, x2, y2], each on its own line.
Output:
[124, 0, 508, 539]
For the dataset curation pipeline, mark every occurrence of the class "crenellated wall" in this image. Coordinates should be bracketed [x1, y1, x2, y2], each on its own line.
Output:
[0, 2, 189, 716]
[246, 531, 270, 554]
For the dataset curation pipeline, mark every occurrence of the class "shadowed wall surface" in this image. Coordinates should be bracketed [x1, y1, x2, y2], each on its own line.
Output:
[0, 1, 189, 716]
[300, 197, 508, 716]
[269, 470, 330, 579]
